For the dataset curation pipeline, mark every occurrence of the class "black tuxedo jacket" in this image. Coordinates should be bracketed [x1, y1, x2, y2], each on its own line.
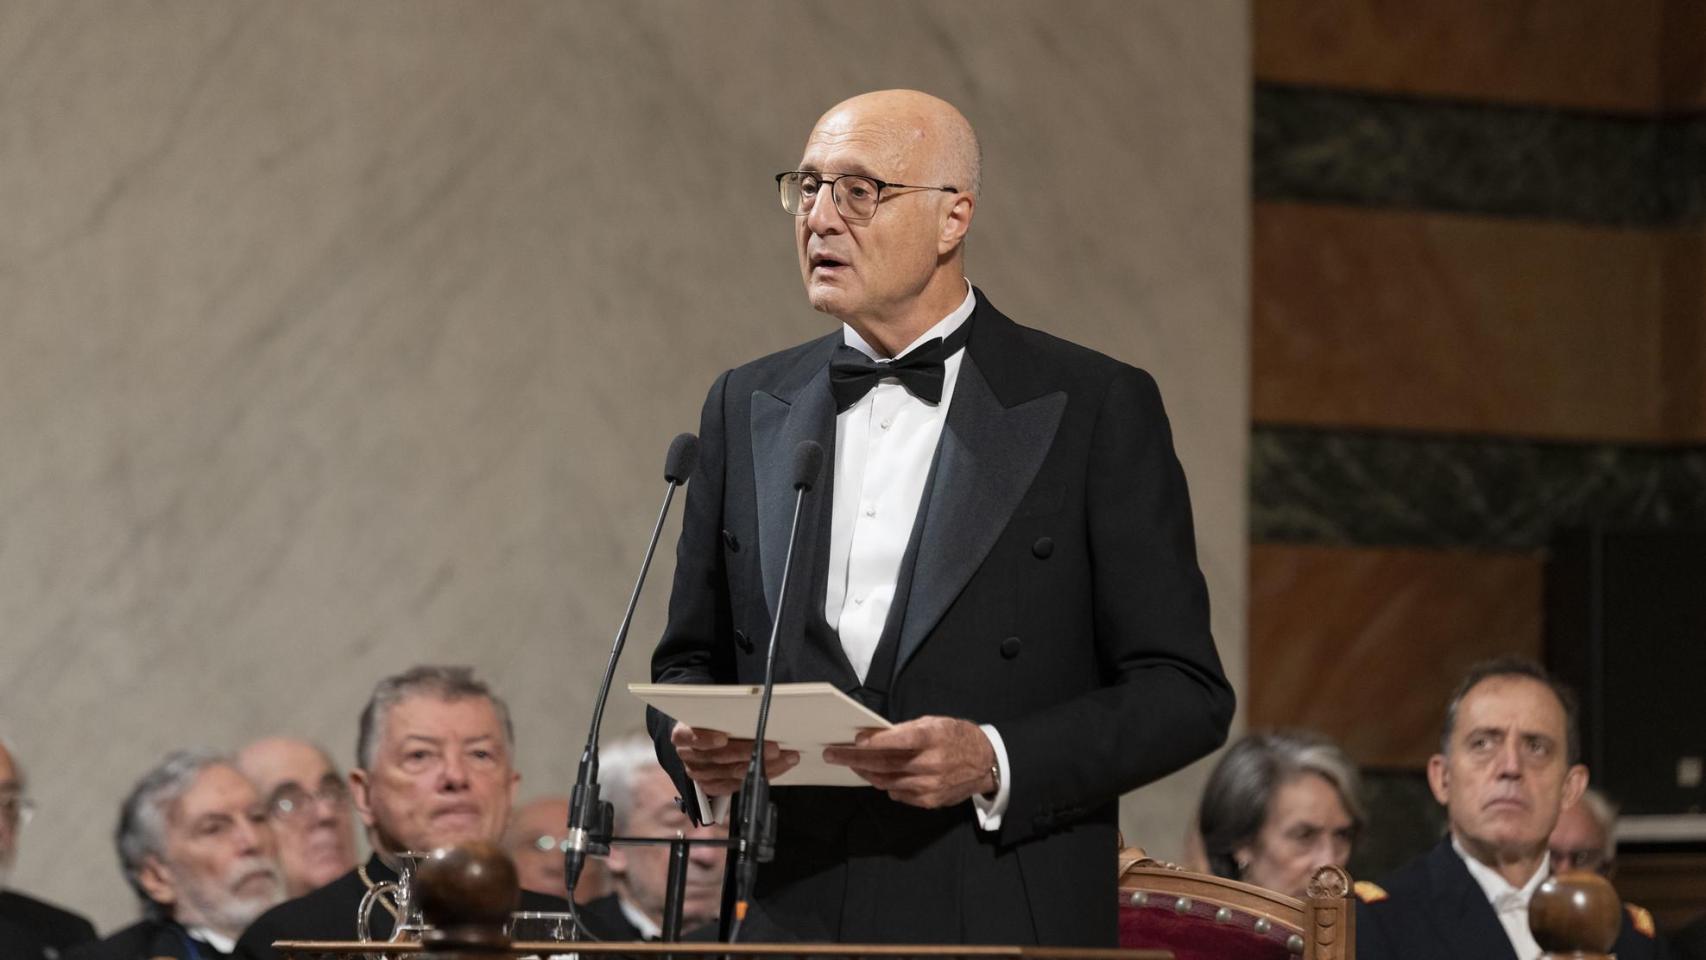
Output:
[0, 890, 96, 960]
[233, 855, 568, 960]
[63, 919, 227, 960]
[1358, 838, 1670, 960]
[648, 291, 1234, 945]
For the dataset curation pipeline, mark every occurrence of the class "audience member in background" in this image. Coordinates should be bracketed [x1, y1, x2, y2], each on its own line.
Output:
[578, 736, 725, 940]
[1356, 658, 1666, 960]
[1548, 785, 1617, 878]
[0, 733, 97, 959]
[235, 738, 359, 897]
[234, 666, 568, 960]
[501, 796, 610, 904]
[71, 751, 283, 960]
[1196, 731, 1363, 899]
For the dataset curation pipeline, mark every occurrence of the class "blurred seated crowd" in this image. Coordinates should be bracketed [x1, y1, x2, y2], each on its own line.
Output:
[2, 659, 1702, 960]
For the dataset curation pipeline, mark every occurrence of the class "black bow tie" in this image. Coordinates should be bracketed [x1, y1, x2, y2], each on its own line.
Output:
[829, 322, 972, 413]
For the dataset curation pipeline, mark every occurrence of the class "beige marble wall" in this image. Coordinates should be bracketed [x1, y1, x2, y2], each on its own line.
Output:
[0, 1, 1248, 928]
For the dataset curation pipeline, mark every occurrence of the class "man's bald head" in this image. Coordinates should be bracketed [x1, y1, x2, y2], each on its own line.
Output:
[809, 89, 981, 196]
[793, 90, 981, 347]
[236, 737, 335, 787]
[236, 736, 358, 896]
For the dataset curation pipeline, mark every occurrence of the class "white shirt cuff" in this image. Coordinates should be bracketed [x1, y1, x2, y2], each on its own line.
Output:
[693, 783, 731, 825]
[971, 724, 1011, 831]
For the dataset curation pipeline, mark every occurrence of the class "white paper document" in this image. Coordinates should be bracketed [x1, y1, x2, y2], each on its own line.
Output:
[628, 682, 892, 787]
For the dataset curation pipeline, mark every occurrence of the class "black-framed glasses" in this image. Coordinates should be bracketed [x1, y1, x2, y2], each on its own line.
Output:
[776, 171, 958, 222]
[0, 791, 34, 828]
[267, 775, 350, 822]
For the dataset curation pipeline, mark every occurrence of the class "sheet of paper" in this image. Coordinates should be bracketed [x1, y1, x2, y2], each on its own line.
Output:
[628, 682, 892, 787]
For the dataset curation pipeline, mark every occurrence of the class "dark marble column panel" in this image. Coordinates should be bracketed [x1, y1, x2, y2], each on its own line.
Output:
[1255, 84, 1706, 227]
[1251, 427, 1706, 549]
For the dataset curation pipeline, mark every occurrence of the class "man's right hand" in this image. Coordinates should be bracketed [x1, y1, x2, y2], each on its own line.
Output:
[670, 722, 800, 796]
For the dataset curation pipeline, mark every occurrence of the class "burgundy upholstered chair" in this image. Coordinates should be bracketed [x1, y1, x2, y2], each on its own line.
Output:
[1117, 847, 1355, 960]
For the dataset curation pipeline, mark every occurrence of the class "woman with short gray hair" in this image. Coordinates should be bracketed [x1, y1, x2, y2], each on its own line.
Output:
[1196, 731, 1364, 899]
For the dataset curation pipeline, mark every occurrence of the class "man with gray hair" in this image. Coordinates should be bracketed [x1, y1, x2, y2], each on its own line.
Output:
[69, 751, 283, 960]
[1356, 658, 1665, 960]
[1, 732, 97, 960]
[235, 666, 567, 960]
[575, 735, 726, 941]
[1548, 786, 1618, 878]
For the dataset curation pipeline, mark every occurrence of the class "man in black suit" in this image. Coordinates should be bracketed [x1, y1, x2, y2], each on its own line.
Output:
[648, 89, 1233, 946]
[1, 737, 97, 960]
[70, 751, 285, 960]
[1357, 659, 1668, 960]
[235, 667, 570, 960]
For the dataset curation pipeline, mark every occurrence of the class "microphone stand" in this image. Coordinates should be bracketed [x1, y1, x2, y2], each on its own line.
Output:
[562, 434, 698, 941]
[729, 440, 822, 942]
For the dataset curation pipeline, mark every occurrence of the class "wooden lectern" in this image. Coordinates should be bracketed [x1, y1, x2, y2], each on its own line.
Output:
[278, 842, 1170, 960]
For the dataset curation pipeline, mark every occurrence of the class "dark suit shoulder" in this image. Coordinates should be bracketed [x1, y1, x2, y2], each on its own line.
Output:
[724, 331, 839, 387]
[1355, 841, 1465, 960]
[235, 869, 366, 960]
[1371, 842, 1445, 902]
[2, 914, 54, 960]
[963, 297, 1163, 414]
[64, 920, 187, 960]
[0, 890, 97, 951]
[1613, 902, 1667, 960]
[575, 895, 643, 941]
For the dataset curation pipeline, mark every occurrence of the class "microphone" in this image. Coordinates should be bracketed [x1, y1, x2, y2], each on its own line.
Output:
[730, 439, 823, 939]
[564, 433, 699, 919]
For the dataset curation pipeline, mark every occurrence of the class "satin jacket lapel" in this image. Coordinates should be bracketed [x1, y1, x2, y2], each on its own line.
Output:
[892, 352, 1065, 679]
[749, 340, 838, 620]
[1428, 840, 1519, 960]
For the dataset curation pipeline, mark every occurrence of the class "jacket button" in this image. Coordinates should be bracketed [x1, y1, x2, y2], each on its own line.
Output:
[734, 629, 755, 653]
[1000, 636, 1022, 659]
[722, 529, 741, 552]
[1032, 537, 1054, 559]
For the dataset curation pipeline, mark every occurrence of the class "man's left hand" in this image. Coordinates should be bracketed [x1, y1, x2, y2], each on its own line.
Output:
[822, 716, 995, 809]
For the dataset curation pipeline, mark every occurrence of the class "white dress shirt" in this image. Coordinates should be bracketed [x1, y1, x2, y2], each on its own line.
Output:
[827, 282, 1010, 829]
[186, 925, 236, 955]
[1453, 835, 1550, 960]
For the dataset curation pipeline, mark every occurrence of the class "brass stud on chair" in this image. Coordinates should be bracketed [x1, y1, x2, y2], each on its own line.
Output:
[1214, 907, 1233, 924]
[1173, 896, 1193, 914]
[1129, 891, 1148, 907]
[1254, 918, 1272, 935]
[1286, 934, 1305, 954]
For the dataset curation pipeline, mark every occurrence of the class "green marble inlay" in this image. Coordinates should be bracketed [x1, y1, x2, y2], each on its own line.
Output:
[1251, 427, 1706, 549]
[1255, 83, 1706, 226]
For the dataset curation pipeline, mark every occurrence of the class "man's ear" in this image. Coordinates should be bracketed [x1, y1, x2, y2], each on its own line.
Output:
[1426, 754, 1451, 806]
[136, 854, 178, 908]
[937, 193, 975, 253]
[605, 839, 629, 877]
[1561, 763, 1589, 810]
[348, 769, 378, 829]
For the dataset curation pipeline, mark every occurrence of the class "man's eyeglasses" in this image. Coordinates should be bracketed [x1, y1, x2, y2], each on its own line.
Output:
[528, 833, 571, 854]
[267, 777, 350, 823]
[776, 171, 958, 222]
[0, 791, 35, 828]
[1550, 846, 1609, 873]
